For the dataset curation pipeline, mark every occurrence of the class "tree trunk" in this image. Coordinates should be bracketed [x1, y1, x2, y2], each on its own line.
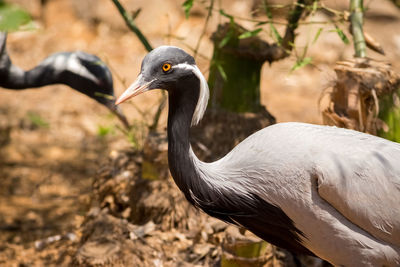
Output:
[208, 23, 275, 113]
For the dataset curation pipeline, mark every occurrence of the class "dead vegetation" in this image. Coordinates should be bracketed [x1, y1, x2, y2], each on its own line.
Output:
[321, 59, 400, 135]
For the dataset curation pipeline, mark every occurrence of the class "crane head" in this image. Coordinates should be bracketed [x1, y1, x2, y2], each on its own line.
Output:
[115, 46, 199, 104]
[116, 46, 209, 125]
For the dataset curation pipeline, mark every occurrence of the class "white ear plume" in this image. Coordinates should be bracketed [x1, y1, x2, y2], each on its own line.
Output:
[173, 63, 210, 126]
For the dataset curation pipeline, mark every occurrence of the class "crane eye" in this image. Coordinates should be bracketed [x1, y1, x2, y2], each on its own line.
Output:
[162, 63, 172, 73]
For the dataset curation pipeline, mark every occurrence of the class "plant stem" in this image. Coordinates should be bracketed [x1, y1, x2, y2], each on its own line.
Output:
[282, 0, 305, 48]
[111, 0, 170, 132]
[350, 0, 366, 58]
[149, 94, 167, 131]
[194, 0, 214, 59]
[260, 0, 316, 62]
[110, 0, 153, 52]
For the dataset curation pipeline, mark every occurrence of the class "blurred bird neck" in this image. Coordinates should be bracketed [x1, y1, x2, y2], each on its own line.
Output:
[0, 55, 56, 89]
[0, 33, 57, 89]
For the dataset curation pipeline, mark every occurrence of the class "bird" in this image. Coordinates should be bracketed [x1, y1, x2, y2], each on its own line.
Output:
[116, 46, 400, 266]
[0, 32, 129, 128]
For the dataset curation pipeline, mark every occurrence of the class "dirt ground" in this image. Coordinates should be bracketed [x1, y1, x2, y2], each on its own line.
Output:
[1, 0, 400, 266]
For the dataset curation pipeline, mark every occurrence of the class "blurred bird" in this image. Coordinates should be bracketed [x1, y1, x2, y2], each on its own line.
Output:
[116, 46, 400, 266]
[0, 32, 129, 128]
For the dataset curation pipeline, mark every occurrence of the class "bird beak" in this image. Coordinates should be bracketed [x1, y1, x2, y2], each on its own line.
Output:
[115, 74, 151, 105]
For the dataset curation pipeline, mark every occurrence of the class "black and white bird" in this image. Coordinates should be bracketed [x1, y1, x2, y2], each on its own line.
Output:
[116, 46, 400, 266]
[0, 32, 129, 128]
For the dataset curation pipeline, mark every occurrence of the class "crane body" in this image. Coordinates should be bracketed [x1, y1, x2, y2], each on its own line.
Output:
[116, 46, 400, 266]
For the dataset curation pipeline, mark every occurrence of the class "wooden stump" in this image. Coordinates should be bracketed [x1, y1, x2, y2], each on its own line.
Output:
[208, 22, 276, 113]
[321, 59, 400, 141]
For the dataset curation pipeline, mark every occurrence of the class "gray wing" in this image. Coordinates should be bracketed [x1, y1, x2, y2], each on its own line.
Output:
[313, 131, 400, 247]
[219, 122, 400, 246]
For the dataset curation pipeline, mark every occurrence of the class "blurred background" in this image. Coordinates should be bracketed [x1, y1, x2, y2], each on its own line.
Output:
[0, 0, 400, 266]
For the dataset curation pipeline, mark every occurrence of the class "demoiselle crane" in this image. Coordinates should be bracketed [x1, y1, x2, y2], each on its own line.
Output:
[0, 32, 129, 128]
[116, 46, 400, 266]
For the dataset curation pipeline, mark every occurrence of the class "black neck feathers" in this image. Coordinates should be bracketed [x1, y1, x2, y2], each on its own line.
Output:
[167, 73, 202, 203]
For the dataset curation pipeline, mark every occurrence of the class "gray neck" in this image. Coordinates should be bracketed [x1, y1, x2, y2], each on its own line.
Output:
[0, 40, 57, 89]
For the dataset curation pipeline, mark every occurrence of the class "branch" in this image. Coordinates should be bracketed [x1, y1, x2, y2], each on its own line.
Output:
[149, 94, 167, 132]
[262, 0, 317, 63]
[110, 0, 170, 132]
[194, 0, 214, 59]
[350, 0, 366, 58]
[281, 0, 307, 51]
[110, 0, 153, 52]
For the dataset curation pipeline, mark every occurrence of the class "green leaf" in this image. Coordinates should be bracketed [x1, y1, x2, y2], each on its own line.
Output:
[262, 1, 282, 44]
[219, 9, 234, 24]
[0, 2, 32, 31]
[219, 28, 234, 48]
[263, 1, 273, 19]
[270, 23, 282, 44]
[331, 26, 350, 44]
[216, 64, 227, 81]
[291, 57, 312, 71]
[311, 1, 318, 14]
[97, 125, 113, 137]
[255, 21, 267, 27]
[219, 9, 232, 20]
[94, 92, 114, 100]
[312, 27, 323, 44]
[182, 0, 193, 19]
[238, 28, 262, 39]
[131, 7, 141, 20]
[26, 112, 49, 128]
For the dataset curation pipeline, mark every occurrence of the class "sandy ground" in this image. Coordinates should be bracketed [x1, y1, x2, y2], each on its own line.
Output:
[1, 0, 400, 266]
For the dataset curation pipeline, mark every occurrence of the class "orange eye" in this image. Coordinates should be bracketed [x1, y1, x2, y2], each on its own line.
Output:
[162, 63, 171, 72]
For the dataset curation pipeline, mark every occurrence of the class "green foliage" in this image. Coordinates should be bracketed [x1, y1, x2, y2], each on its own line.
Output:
[94, 92, 114, 100]
[377, 88, 400, 142]
[97, 125, 114, 137]
[331, 26, 350, 44]
[312, 27, 323, 44]
[262, 1, 282, 44]
[291, 57, 312, 71]
[217, 11, 237, 48]
[311, 1, 318, 13]
[216, 63, 227, 81]
[218, 33, 232, 48]
[0, 1, 33, 31]
[124, 120, 147, 149]
[182, 0, 194, 19]
[26, 112, 49, 128]
[219, 9, 234, 23]
[238, 28, 262, 39]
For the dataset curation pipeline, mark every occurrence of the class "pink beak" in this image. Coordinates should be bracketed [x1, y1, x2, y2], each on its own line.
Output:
[115, 74, 152, 105]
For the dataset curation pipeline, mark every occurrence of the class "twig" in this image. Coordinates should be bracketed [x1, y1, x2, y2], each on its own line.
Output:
[149, 94, 167, 131]
[350, 0, 366, 58]
[260, 0, 318, 63]
[110, 0, 153, 52]
[111, 0, 170, 132]
[281, 0, 308, 51]
[194, 0, 214, 59]
[213, 5, 345, 26]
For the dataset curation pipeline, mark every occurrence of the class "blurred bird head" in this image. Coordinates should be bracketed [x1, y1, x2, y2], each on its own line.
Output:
[47, 51, 130, 128]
